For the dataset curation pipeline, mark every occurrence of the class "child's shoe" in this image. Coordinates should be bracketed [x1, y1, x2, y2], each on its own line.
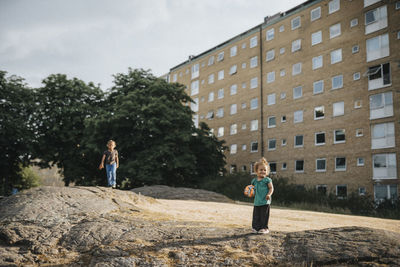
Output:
[258, 229, 270, 234]
[252, 228, 258, 233]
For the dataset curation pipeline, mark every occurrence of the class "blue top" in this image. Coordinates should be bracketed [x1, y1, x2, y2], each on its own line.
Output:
[251, 177, 272, 206]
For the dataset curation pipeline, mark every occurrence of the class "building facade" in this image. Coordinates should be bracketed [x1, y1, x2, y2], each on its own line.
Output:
[168, 0, 400, 200]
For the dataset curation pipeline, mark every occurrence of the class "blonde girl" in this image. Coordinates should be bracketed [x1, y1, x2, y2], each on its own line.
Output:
[99, 140, 119, 188]
[251, 157, 274, 234]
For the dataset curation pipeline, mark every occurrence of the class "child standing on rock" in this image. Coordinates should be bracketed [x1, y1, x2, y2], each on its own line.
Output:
[99, 140, 119, 188]
[251, 157, 274, 234]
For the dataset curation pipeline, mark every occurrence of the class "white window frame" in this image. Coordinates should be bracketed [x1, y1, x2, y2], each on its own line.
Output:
[218, 70, 224, 80]
[230, 84, 237, 95]
[266, 49, 275, 61]
[268, 139, 277, 151]
[190, 80, 199, 96]
[230, 144, 237, 154]
[365, 5, 388, 35]
[280, 47, 285, 54]
[208, 74, 214, 84]
[229, 65, 237, 75]
[353, 72, 361, 80]
[367, 63, 391, 90]
[357, 157, 365, 166]
[230, 104, 237, 115]
[217, 51, 224, 62]
[336, 185, 348, 199]
[216, 107, 224, 118]
[352, 45, 359, 54]
[311, 6, 321, 21]
[294, 110, 303, 123]
[250, 120, 258, 131]
[369, 91, 393, 120]
[291, 16, 301, 30]
[191, 63, 200, 79]
[332, 74, 343, 90]
[372, 153, 397, 179]
[267, 71, 275, 83]
[350, 18, 358, 27]
[293, 86, 303, 99]
[294, 135, 304, 148]
[208, 56, 215, 66]
[335, 157, 347, 171]
[364, 0, 381, 8]
[208, 92, 214, 102]
[291, 39, 301, 52]
[333, 101, 344, 117]
[267, 93, 276, 106]
[329, 23, 341, 39]
[295, 160, 304, 173]
[313, 80, 324, 94]
[329, 0, 340, 14]
[366, 33, 389, 62]
[312, 55, 323, 70]
[371, 122, 395, 149]
[250, 36, 258, 48]
[330, 49, 342, 64]
[250, 141, 258, 153]
[230, 124, 238, 135]
[311, 31, 322, 46]
[266, 28, 275, 41]
[250, 98, 258, 110]
[230, 45, 237, 57]
[334, 129, 346, 144]
[268, 116, 276, 128]
[292, 62, 302, 75]
[250, 56, 258, 68]
[217, 127, 224, 137]
[250, 77, 258, 89]
[315, 132, 326, 146]
[316, 158, 327, 172]
[217, 88, 224, 99]
[314, 106, 325, 120]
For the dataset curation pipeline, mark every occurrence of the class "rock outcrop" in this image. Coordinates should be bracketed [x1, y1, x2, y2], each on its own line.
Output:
[0, 186, 399, 266]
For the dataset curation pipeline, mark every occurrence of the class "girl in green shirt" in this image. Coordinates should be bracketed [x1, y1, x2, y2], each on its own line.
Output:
[251, 157, 274, 234]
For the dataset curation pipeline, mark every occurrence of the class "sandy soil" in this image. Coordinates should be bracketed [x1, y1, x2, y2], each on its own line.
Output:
[136, 198, 400, 233]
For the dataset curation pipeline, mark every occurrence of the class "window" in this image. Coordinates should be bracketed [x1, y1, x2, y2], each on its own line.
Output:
[357, 157, 365, 166]
[373, 153, 397, 179]
[374, 184, 398, 201]
[336, 185, 347, 199]
[217, 51, 224, 62]
[282, 162, 287, 170]
[330, 49, 342, 64]
[250, 36, 257, 48]
[282, 139, 287, 146]
[367, 63, 391, 90]
[251, 141, 258, 152]
[279, 25, 284, 32]
[311, 7, 321, 21]
[208, 74, 214, 84]
[356, 128, 364, 137]
[353, 72, 361, 80]
[352, 45, 359, 54]
[294, 110, 303, 123]
[242, 123, 246, 130]
[329, 0, 340, 14]
[191, 98, 199, 112]
[314, 106, 325, 120]
[332, 74, 343, 89]
[281, 115, 286, 122]
[172, 73, 177, 82]
[266, 28, 275, 41]
[230, 144, 237, 154]
[250, 77, 258, 89]
[269, 163, 277, 174]
[291, 39, 301, 52]
[329, 23, 341, 39]
[365, 5, 387, 35]
[250, 56, 258, 68]
[315, 132, 326, 145]
[294, 135, 304, 147]
[354, 100, 362, 108]
[242, 144, 247, 151]
[217, 88, 224, 99]
[250, 98, 258, 110]
[313, 80, 324, 94]
[229, 65, 237, 75]
[397, 1, 400, 9]
[280, 69, 286, 77]
[268, 139, 276, 150]
[291, 16, 301, 30]
[350, 18, 358, 27]
[370, 91, 393, 119]
[230, 104, 237, 115]
[371, 122, 395, 149]
[267, 93, 276, 105]
[280, 47, 285, 54]
[295, 160, 304, 172]
[398, 31, 400, 40]
[216, 107, 224, 118]
[208, 56, 215, 66]
[241, 102, 246, 109]
[316, 158, 326, 172]
[266, 49, 275, 61]
[268, 116, 276, 128]
[206, 110, 214, 120]
[208, 92, 214, 102]
[230, 124, 237, 135]
[335, 157, 346, 171]
[242, 82, 246, 89]
[292, 63, 302, 75]
[250, 120, 258, 131]
[191, 63, 199, 79]
[218, 70, 224, 80]
[230, 46, 237, 57]
[230, 84, 237, 96]
[293, 86, 302, 99]
[242, 43, 246, 49]
[311, 31, 322, 46]
[242, 63, 246, 69]
[317, 185, 327, 195]
[190, 80, 199, 96]
[366, 33, 389, 62]
[334, 129, 346, 143]
[364, 0, 381, 8]
[267, 72, 275, 83]
[280, 92, 286, 99]
[312, 55, 323, 70]
[217, 127, 224, 137]
[333, 101, 344, 117]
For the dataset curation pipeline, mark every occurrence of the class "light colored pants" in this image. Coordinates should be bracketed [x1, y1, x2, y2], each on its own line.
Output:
[105, 163, 117, 187]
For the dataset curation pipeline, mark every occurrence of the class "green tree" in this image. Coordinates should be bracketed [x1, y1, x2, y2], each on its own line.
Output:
[33, 74, 104, 186]
[82, 68, 225, 187]
[0, 71, 35, 195]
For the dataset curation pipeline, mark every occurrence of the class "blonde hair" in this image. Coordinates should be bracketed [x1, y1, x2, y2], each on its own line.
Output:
[107, 140, 116, 147]
[254, 157, 270, 175]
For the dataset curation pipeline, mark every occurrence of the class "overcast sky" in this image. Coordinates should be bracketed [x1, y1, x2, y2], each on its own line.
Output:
[0, 0, 305, 89]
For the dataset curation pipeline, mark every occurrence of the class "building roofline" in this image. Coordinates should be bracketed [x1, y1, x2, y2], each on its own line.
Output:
[169, 0, 321, 73]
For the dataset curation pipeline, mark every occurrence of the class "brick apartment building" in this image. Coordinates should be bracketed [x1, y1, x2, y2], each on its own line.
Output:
[167, 0, 400, 200]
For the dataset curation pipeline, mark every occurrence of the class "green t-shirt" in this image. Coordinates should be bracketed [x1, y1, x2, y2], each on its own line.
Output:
[251, 177, 272, 206]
